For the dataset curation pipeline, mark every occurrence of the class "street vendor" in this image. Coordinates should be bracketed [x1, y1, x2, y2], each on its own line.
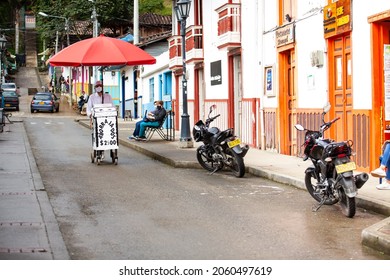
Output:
[86, 80, 113, 118]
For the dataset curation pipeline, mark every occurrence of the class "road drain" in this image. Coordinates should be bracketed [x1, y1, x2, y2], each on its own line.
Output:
[0, 222, 43, 227]
[0, 248, 47, 253]
[1, 192, 34, 196]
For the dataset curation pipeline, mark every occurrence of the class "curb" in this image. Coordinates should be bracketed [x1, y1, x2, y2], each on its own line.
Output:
[22, 121, 70, 260]
[362, 216, 390, 256]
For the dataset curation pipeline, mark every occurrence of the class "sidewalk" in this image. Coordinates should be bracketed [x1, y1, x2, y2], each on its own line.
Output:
[0, 119, 69, 260]
[78, 117, 390, 256]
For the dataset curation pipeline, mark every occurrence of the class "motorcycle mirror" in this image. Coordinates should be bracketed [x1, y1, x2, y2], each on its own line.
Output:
[294, 124, 305, 131]
[209, 104, 216, 113]
[323, 102, 331, 113]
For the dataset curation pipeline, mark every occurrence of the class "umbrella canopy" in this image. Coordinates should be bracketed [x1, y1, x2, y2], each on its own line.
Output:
[49, 34, 156, 67]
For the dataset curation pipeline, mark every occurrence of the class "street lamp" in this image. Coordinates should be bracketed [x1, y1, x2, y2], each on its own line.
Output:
[175, 0, 193, 148]
[38, 12, 70, 47]
[0, 35, 7, 112]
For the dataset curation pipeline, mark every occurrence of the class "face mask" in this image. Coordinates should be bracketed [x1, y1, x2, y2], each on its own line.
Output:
[96, 86, 102, 93]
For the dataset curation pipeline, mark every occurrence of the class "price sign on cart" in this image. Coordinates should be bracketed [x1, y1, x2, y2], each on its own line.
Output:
[91, 105, 119, 151]
[94, 116, 118, 150]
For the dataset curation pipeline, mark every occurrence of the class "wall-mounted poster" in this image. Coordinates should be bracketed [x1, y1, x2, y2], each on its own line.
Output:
[265, 66, 275, 97]
[210, 60, 222, 86]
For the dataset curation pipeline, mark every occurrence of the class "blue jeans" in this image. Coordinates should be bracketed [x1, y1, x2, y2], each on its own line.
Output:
[132, 120, 143, 136]
[380, 144, 390, 180]
[139, 121, 160, 137]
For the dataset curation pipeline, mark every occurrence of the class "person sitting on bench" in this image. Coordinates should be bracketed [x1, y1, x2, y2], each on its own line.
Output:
[128, 100, 166, 141]
[371, 141, 390, 190]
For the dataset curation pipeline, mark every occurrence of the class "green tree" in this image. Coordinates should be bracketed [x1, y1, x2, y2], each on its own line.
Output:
[2, 0, 172, 51]
[139, 0, 163, 14]
[0, 0, 31, 53]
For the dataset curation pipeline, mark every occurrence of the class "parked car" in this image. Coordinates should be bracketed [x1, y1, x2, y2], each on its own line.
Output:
[1, 90, 20, 111]
[30, 92, 60, 113]
[1, 82, 17, 92]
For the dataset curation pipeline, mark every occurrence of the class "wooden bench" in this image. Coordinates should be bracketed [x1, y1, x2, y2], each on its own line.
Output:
[145, 110, 175, 141]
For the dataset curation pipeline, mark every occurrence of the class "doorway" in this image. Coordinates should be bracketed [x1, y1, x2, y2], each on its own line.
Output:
[328, 34, 352, 141]
[279, 48, 297, 155]
[370, 16, 390, 165]
[228, 52, 242, 136]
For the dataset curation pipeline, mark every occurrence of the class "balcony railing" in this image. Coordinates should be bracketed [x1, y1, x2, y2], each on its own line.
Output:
[215, 3, 241, 50]
[169, 25, 204, 70]
[185, 25, 203, 64]
[168, 35, 182, 70]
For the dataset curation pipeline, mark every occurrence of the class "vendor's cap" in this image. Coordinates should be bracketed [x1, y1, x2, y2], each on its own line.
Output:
[95, 80, 103, 87]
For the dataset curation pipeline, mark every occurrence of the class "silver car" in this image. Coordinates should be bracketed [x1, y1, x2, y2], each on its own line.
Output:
[1, 83, 17, 92]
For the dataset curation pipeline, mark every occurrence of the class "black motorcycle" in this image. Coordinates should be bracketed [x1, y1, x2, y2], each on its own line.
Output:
[294, 104, 369, 218]
[192, 105, 249, 178]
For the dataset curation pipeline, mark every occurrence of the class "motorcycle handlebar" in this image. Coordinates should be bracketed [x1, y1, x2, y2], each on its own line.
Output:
[324, 117, 340, 127]
[206, 114, 221, 126]
[331, 117, 340, 124]
[209, 114, 220, 121]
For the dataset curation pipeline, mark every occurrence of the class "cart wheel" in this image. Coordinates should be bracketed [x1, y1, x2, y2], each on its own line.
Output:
[96, 156, 101, 165]
[91, 152, 95, 163]
[114, 157, 118, 165]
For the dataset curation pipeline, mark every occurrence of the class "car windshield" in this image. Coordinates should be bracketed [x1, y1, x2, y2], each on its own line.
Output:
[34, 94, 52, 100]
[1, 84, 16, 90]
[2, 91, 17, 97]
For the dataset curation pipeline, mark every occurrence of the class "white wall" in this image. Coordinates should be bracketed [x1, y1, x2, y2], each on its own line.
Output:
[295, 2, 327, 109]
[261, 0, 279, 109]
[351, 1, 390, 110]
[202, 0, 230, 100]
[241, 0, 260, 98]
[140, 51, 170, 102]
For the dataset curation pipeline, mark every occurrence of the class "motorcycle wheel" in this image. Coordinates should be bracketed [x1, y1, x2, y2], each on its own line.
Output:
[304, 172, 338, 205]
[338, 188, 356, 218]
[225, 149, 245, 178]
[196, 146, 222, 172]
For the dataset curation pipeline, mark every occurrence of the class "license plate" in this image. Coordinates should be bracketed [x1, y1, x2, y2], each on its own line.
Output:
[335, 161, 356, 173]
[39, 101, 45, 105]
[227, 138, 241, 148]
[5, 104, 10, 107]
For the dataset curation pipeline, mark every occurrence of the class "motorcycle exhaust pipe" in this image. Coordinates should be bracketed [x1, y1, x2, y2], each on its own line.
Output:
[240, 145, 249, 157]
[232, 144, 249, 157]
[355, 172, 369, 189]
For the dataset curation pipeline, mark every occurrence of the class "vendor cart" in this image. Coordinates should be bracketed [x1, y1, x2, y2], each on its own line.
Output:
[91, 104, 118, 165]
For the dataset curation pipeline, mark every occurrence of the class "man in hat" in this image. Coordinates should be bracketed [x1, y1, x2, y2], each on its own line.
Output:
[86, 80, 114, 160]
[86, 80, 113, 118]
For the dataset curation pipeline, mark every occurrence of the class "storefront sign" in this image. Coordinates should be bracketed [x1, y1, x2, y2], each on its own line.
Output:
[323, 0, 351, 39]
[276, 25, 295, 48]
[210, 60, 222, 86]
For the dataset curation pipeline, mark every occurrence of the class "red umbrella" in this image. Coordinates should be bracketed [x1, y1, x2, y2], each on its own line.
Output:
[48, 34, 156, 66]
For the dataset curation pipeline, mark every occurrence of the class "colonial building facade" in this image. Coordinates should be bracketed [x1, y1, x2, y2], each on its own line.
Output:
[167, 0, 390, 172]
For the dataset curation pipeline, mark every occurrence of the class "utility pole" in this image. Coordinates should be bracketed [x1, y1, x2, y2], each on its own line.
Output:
[89, 0, 99, 82]
[134, 0, 139, 45]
